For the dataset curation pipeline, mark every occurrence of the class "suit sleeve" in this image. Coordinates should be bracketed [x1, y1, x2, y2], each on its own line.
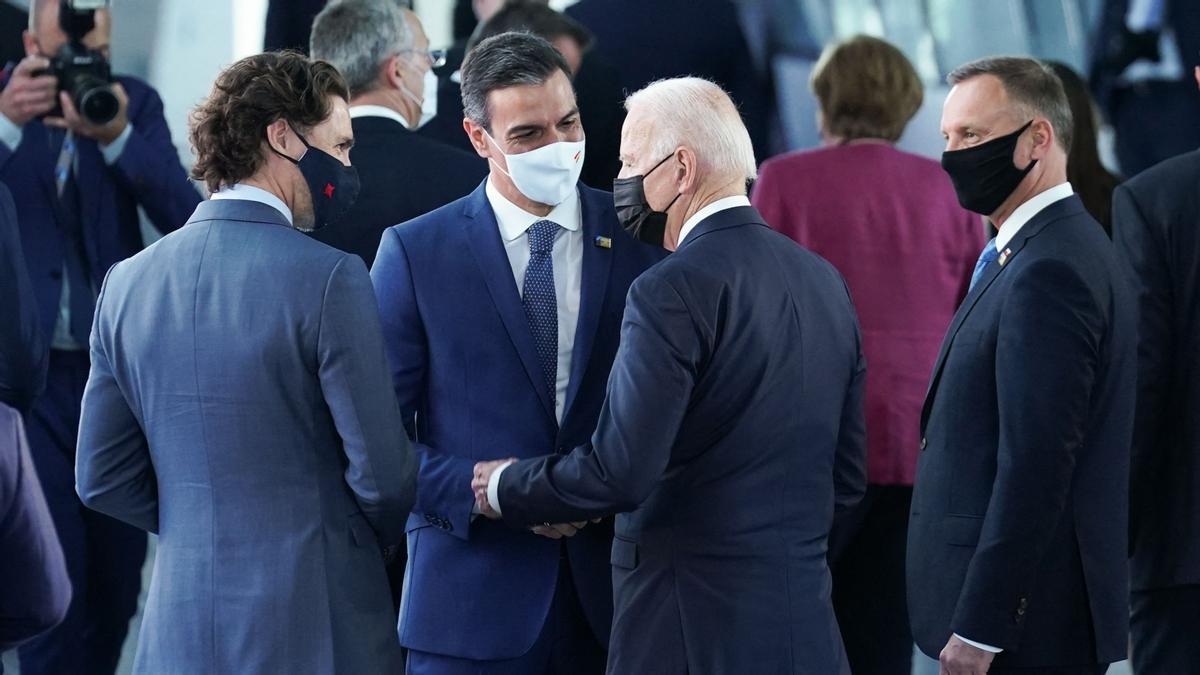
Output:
[0, 184, 47, 412]
[834, 281, 868, 514]
[1112, 184, 1172, 552]
[497, 271, 701, 526]
[76, 267, 159, 534]
[371, 228, 479, 541]
[951, 258, 1105, 649]
[0, 405, 70, 651]
[317, 255, 418, 549]
[106, 81, 202, 234]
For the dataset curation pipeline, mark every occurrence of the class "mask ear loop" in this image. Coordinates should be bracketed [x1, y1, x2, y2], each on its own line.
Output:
[644, 151, 681, 213]
[267, 124, 309, 164]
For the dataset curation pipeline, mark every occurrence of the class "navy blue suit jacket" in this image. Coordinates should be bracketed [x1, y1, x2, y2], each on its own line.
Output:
[0, 75, 202, 341]
[497, 206, 868, 674]
[0, 183, 46, 412]
[1114, 150, 1200, 592]
[370, 182, 662, 660]
[908, 196, 1135, 668]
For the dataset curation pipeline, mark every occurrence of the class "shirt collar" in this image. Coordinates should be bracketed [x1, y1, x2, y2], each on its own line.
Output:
[349, 105, 412, 130]
[485, 176, 582, 243]
[210, 183, 294, 225]
[678, 195, 752, 246]
[995, 182, 1073, 251]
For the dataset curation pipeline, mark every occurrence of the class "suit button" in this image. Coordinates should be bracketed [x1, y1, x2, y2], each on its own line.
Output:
[557, 446, 566, 454]
[920, 437, 927, 450]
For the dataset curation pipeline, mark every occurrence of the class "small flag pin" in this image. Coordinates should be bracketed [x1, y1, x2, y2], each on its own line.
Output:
[999, 247, 1013, 266]
[594, 235, 612, 249]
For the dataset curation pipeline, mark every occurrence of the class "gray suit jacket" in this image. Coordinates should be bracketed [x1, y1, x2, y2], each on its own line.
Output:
[75, 198, 417, 674]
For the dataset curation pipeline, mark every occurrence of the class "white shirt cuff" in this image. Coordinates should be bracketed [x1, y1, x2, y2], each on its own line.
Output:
[0, 111, 23, 151]
[486, 461, 515, 516]
[954, 633, 1003, 653]
[100, 123, 133, 164]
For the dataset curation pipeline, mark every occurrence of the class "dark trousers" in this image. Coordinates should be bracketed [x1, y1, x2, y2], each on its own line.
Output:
[18, 351, 147, 675]
[990, 667, 1107, 674]
[1131, 584, 1200, 674]
[406, 556, 606, 675]
[828, 484, 913, 675]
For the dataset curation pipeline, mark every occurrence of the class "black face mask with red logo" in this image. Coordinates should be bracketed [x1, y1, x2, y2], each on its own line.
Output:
[271, 126, 360, 231]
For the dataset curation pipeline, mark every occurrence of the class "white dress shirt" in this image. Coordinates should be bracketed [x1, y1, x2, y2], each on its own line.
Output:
[677, 195, 752, 247]
[348, 104, 411, 129]
[952, 182, 1074, 655]
[994, 182, 1074, 252]
[211, 183, 294, 225]
[485, 176, 582, 423]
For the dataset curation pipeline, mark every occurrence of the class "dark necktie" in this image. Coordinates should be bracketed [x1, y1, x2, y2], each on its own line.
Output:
[522, 219, 559, 408]
[52, 129, 96, 345]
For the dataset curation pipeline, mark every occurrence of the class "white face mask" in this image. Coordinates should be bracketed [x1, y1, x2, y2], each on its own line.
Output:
[485, 132, 585, 206]
[400, 65, 438, 130]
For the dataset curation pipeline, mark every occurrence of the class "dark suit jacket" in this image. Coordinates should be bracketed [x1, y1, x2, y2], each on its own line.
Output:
[567, 0, 769, 161]
[313, 115, 486, 268]
[370, 182, 663, 660]
[1089, 0, 1200, 115]
[76, 199, 416, 673]
[0, 402, 69, 652]
[1114, 150, 1200, 592]
[497, 205, 867, 674]
[908, 196, 1135, 668]
[0, 75, 202, 341]
[0, 183, 47, 412]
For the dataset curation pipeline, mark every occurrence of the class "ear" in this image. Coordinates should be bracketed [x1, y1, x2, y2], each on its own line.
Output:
[1028, 118, 1055, 160]
[382, 54, 404, 91]
[265, 119, 297, 160]
[675, 146, 698, 194]
[463, 117, 491, 160]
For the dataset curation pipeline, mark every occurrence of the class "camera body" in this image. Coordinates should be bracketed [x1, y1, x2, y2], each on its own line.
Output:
[43, 0, 118, 125]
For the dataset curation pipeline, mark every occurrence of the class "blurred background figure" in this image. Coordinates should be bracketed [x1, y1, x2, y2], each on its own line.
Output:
[1048, 61, 1122, 235]
[263, 0, 328, 53]
[310, 0, 485, 270]
[1089, 0, 1200, 175]
[1113, 66, 1200, 675]
[752, 35, 980, 675]
[0, 181, 69, 671]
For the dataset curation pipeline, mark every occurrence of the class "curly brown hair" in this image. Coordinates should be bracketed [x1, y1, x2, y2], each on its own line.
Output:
[189, 51, 350, 193]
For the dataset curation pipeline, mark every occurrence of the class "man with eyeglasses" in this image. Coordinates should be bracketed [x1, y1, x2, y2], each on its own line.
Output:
[310, 0, 486, 269]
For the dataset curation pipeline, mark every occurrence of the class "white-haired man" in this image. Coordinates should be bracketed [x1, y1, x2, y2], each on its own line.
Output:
[473, 77, 868, 673]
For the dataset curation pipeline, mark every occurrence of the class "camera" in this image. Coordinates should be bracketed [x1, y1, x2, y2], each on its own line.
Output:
[42, 0, 119, 126]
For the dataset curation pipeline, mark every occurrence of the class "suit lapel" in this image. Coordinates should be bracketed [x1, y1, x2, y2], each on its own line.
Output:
[919, 196, 1087, 433]
[562, 189, 614, 420]
[461, 187, 557, 423]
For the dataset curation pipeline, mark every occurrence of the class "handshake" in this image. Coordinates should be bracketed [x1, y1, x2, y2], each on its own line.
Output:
[471, 458, 599, 539]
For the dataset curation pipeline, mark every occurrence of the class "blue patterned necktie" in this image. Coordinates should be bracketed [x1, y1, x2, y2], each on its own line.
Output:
[523, 219, 560, 407]
[969, 237, 1001, 292]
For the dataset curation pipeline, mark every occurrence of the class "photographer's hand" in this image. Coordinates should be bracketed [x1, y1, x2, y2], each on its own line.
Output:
[0, 56, 57, 128]
[45, 82, 129, 146]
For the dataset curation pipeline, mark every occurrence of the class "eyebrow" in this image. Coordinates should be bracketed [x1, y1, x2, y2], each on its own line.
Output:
[506, 108, 581, 138]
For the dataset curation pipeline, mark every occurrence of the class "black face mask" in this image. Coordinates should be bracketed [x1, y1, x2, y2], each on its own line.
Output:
[271, 128, 360, 231]
[613, 153, 681, 247]
[941, 120, 1037, 215]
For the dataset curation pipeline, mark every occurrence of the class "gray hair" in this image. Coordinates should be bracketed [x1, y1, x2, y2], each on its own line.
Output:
[947, 56, 1073, 153]
[310, 0, 413, 98]
[460, 31, 572, 131]
[625, 77, 757, 183]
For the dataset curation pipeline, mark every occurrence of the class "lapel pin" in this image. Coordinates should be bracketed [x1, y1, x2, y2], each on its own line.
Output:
[998, 247, 1013, 266]
[594, 235, 612, 249]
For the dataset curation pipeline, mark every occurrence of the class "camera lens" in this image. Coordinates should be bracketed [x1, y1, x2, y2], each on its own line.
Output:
[74, 78, 119, 125]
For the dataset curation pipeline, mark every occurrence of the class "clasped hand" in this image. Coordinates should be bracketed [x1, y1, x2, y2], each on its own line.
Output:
[471, 458, 598, 540]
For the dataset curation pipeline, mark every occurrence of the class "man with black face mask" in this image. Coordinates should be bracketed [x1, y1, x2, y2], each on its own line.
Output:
[73, 51, 416, 674]
[907, 57, 1136, 675]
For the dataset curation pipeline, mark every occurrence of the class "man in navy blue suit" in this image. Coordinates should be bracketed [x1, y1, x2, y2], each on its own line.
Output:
[908, 57, 1135, 675]
[474, 76, 868, 674]
[370, 33, 662, 674]
[0, 1, 201, 672]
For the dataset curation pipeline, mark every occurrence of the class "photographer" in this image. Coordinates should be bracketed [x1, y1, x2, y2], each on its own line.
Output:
[0, 1, 200, 673]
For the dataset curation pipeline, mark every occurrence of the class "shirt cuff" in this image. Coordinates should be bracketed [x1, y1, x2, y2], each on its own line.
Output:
[486, 460, 515, 516]
[100, 123, 133, 164]
[0, 111, 23, 151]
[954, 633, 1003, 654]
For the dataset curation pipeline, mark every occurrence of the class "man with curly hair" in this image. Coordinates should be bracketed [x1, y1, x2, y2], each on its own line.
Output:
[74, 50, 418, 674]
